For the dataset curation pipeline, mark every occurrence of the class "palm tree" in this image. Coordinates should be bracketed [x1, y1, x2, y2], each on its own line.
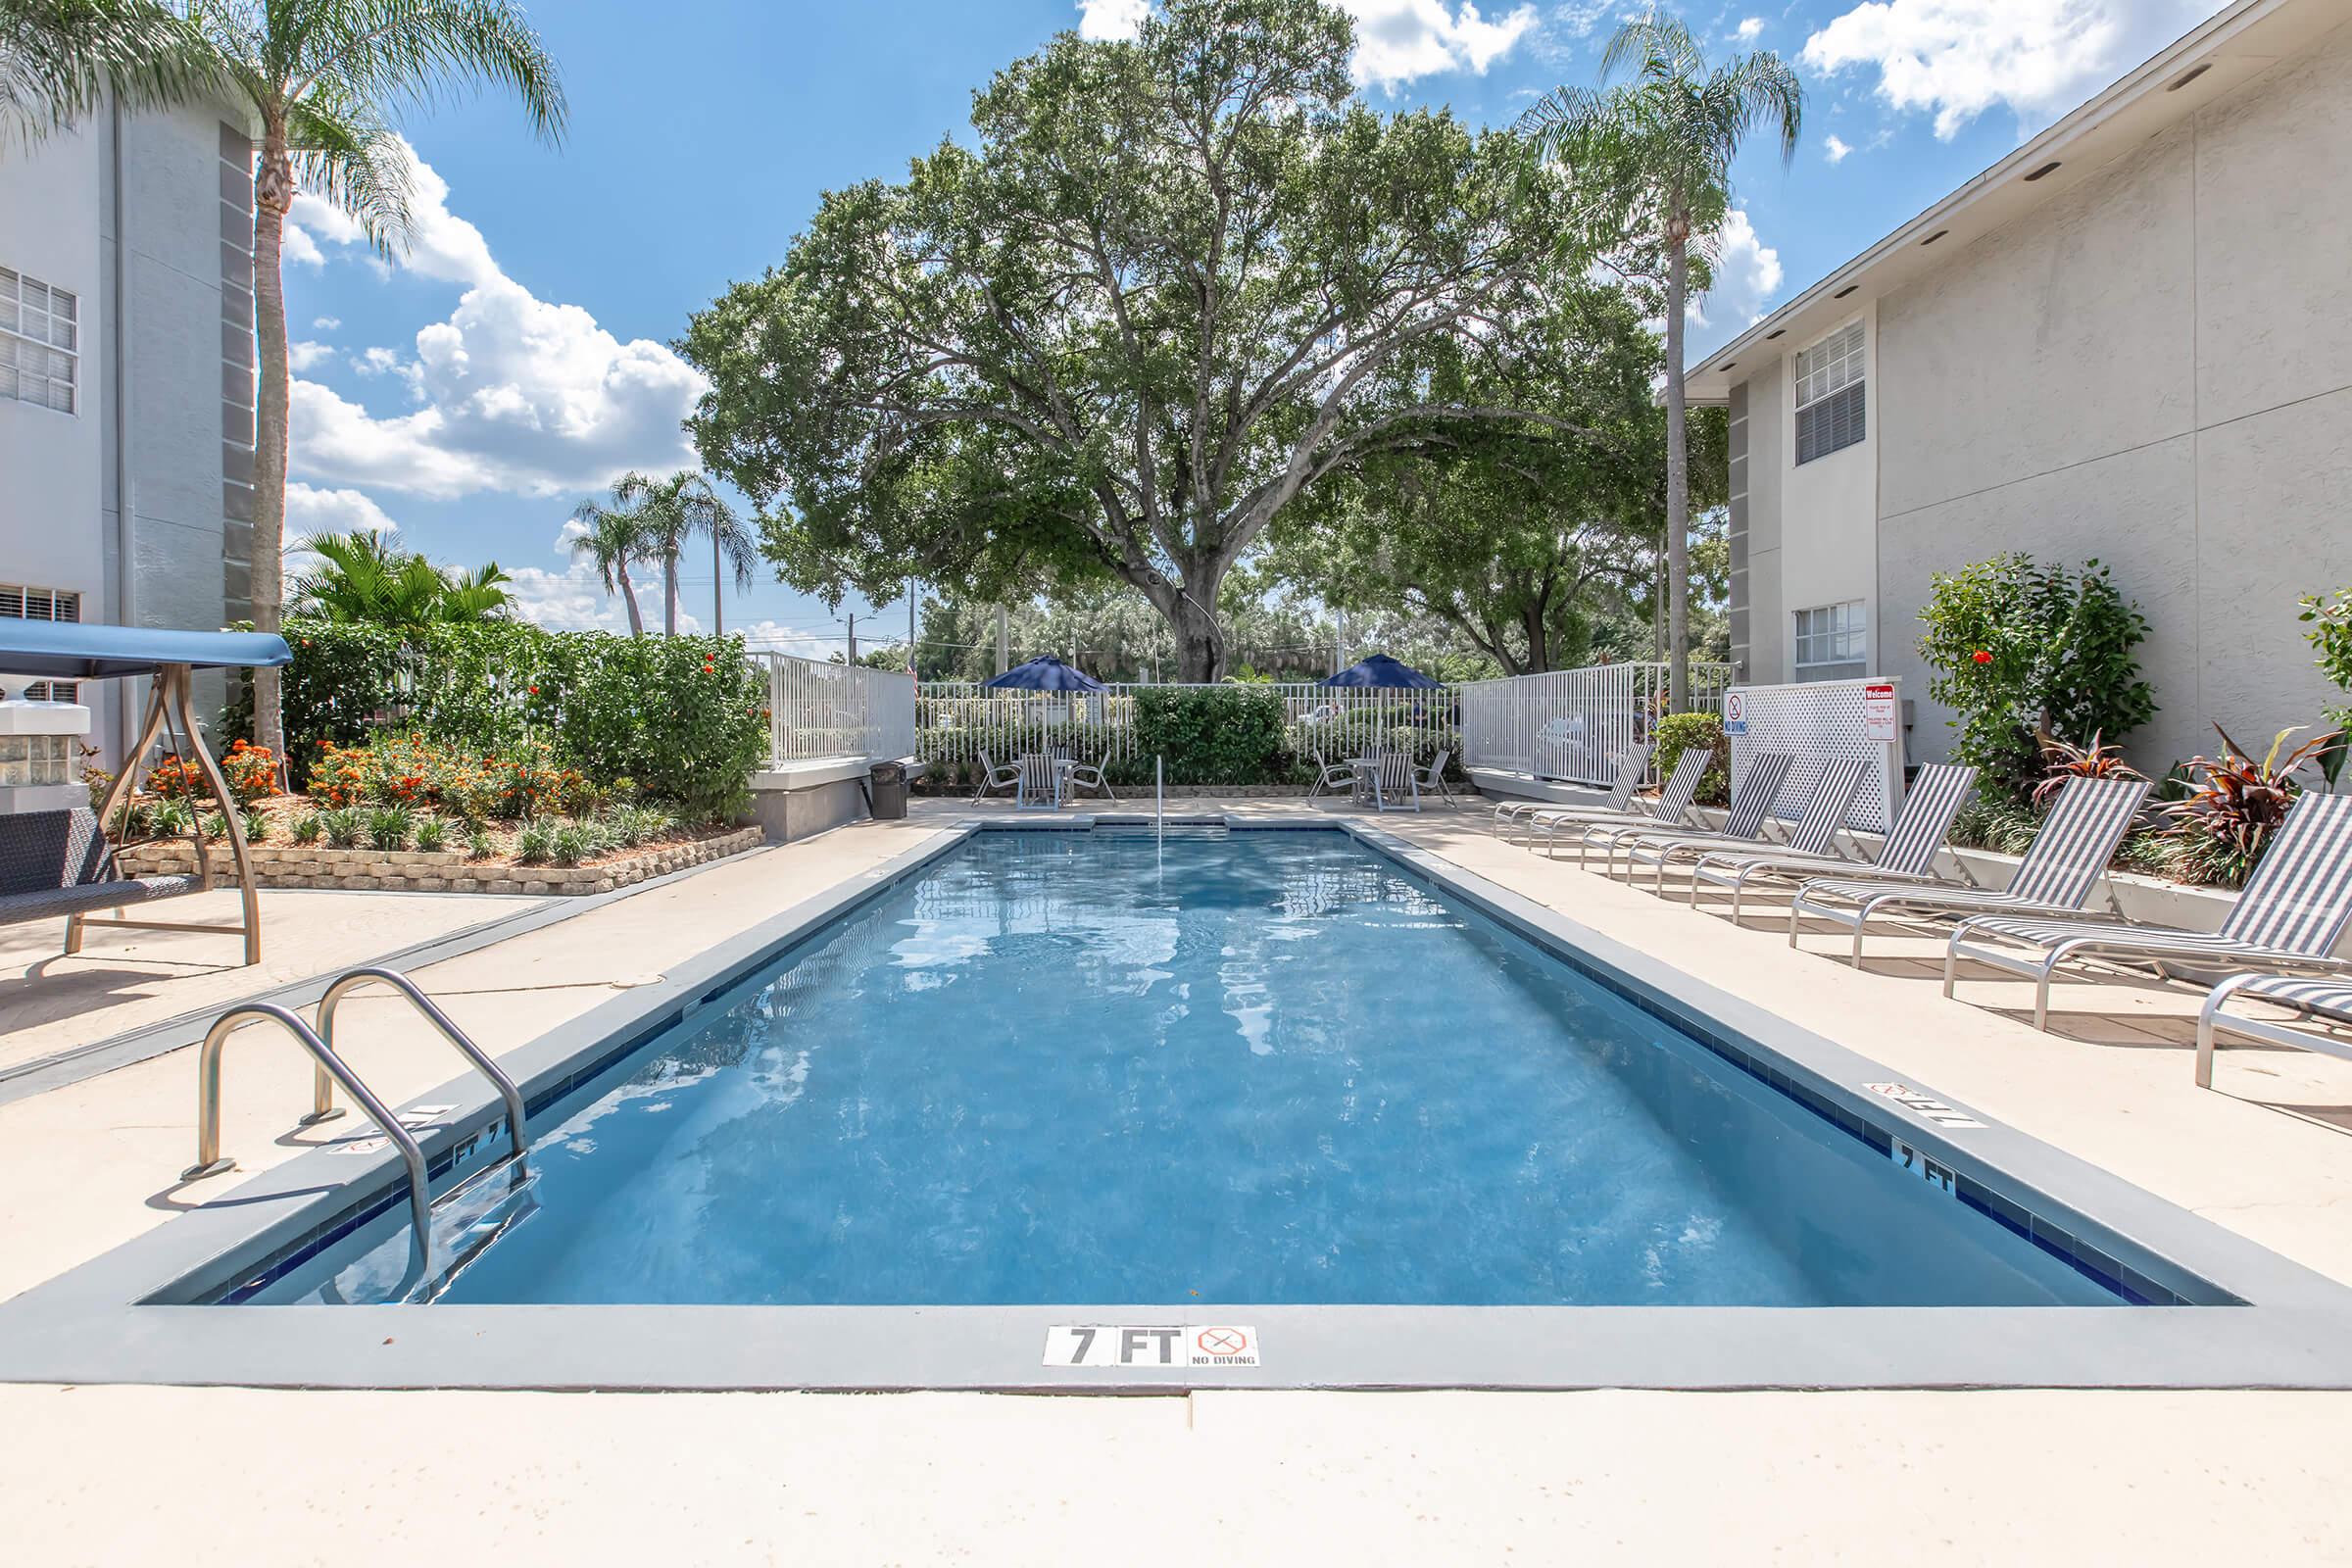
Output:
[625, 469, 754, 636]
[1, 0, 220, 148]
[568, 477, 657, 636]
[1521, 9, 1800, 710]
[290, 529, 511, 627]
[132, 0, 565, 760]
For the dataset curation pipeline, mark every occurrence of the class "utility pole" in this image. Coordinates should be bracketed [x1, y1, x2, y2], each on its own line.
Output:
[711, 529, 722, 636]
[846, 612, 858, 665]
[996, 606, 1009, 675]
[906, 586, 917, 674]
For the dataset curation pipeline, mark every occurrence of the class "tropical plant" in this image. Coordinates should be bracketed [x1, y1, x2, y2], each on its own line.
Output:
[291, 811, 322, 845]
[1917, 555, 2156, 802]
[81, 0, 570, 763]
[578, 470, 753, 637]
[567, 482, 656, 636]
[240, 807, 270, 843]
[200, 810, 228, 841]
[466, 825, 496, 860]
[363, 803, 415, 851]
[146, 797, 195, 837]
[0, 0, 220, 149]
[549, 820, 606, 866]
[683, 0, 1609, 681]
[317, 805, 365, 849]
[2030, 731, 2144, 808]
[514, 820, 554, 864]
[1950, 794, 2040, 857]
[291, 529, 513, 627]
[2164, 725, 2343, 887]
[412, 814, 448, 853]
[1520, 6, 1801, 710]
[1652, 710, 1728, 806]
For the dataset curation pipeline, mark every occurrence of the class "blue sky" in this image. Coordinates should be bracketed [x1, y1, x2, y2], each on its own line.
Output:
[276, 0, 2224, 657]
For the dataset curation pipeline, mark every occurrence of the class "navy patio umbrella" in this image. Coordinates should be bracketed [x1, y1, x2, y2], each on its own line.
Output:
[1322, 654, 1442, 689]
[983, 655, 1107, 692]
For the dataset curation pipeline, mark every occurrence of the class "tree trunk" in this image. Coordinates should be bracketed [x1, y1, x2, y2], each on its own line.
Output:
[1167, 584, 1228, 683]
[614, 558, 644, 636]
[662, 550, 677, 636]
[250, 132, 293, 766]
[1663, 229, 1691, 712]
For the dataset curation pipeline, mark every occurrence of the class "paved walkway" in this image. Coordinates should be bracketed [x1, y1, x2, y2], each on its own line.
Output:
[3, 795, 2349, 1562]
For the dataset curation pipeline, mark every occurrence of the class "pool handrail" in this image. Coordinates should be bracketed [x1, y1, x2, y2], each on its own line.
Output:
[310, 966, 529, 1168]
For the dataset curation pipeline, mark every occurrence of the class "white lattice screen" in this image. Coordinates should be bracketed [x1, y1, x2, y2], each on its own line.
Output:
[1457, 662, 1733, 786]
[1726, 677, 1905, 834]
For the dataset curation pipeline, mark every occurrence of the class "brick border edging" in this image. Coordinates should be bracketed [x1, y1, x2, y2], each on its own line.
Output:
[116, 826, 765, 897]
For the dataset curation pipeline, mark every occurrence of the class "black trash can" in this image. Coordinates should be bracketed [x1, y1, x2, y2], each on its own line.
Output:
[868, 760, 909, 820]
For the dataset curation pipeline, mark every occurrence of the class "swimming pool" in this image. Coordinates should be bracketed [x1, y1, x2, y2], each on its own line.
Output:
[250, 829, 2110, 1308]
[12, 818, 2352, 1392]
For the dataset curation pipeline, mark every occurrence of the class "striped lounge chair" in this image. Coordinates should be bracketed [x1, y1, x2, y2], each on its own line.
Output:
[1494, 745, 1649, 839]
[1594, 753, 1799, 884]
[1530, 747, 1713, 860]
[1621, 755, 1868, 893]
[2197, 972, 2352, 1089]
[1947, 790, 2352, 1030]
[1689, 762, 1979, 922]
[1788, 775, 2152, 966]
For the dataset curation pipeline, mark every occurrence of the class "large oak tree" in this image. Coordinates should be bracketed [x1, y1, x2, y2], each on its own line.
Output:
[680, 0, 1606, 681]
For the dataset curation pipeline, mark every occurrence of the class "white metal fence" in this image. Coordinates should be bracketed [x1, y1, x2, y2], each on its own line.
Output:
[914, 681, 1457, 766]
[757, 653, 917, 763]
[1726, 676, 1906, 834]
[1457, 662, 1734, 786]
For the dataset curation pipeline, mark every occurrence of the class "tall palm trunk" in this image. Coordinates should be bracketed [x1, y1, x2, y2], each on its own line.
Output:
[662, 550, 678, 636]
[1662, 220, 1690, 712]
[614, 557, 644, 636]
[250, 130, 294, 765]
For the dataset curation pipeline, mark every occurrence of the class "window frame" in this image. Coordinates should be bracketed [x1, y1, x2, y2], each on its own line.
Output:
[1, 582, 82, 703]
[1792, 319, 1865, 466]
[0, 264, 80, 415]
[1791, 600, 1868, 680]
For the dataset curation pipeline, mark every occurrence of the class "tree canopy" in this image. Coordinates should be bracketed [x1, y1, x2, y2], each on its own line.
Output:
[681, 0, 1609, 681]
[289, 529, 512, 628]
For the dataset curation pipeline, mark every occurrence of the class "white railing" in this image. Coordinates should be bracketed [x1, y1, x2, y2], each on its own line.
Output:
[914, 681, 1457, 766]
[1457, 662, 1733, 786]
[758, 653, 917, 764]
[1726, 676, 1906, 834]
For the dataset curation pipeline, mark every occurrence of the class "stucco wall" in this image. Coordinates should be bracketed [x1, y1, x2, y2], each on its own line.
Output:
[1777, 303, 1879, 677]
[1740, 359, 1788, 683]
[1870, 18, 2352, 771]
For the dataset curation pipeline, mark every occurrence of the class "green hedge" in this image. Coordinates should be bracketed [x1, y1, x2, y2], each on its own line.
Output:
[1652, 710, 1728, 806]
[233, 618, 769, 819]
[1121, 686, 1293, 786]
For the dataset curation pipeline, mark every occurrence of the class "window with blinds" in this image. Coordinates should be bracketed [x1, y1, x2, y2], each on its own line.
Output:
[0, 266, 79, 414]
[1, 583, 81, 702]
[1792, 600, 1867, 681]
[1793, 320, 1864, 465]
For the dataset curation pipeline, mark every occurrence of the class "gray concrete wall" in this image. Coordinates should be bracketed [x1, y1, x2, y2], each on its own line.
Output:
[1740, 360, 1788, 685]
[1872, 17, 2352, 771]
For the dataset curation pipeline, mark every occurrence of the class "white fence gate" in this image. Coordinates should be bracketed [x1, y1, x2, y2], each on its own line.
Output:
[1457, 662, 1734, 786]
[1725, 676, 1905, 834]
[757, 653, 917, 763]
[914, 682, 1454, 765]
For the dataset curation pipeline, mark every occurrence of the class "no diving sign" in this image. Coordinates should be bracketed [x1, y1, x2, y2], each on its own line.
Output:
[1044, 1325, 1261, 1369]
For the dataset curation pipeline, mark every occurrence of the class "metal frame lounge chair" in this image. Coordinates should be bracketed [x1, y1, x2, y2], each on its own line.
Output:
[1063, 749, 1119, 803]
[1361, 749, 1418, 811]
[1689, 762, 1979, 922]
[1592, 753, 1796, 881]
[1946, 790, 2352, 1029]
[2197, 972, 2352, 1089]
[1494, 745, 1648, 838]
[1621, 755, 1865, 892]
[971, 750, 1022, 805]
[1309, 748, 1359, 801]
[1407, 749, 1457, 808]
[1528, 747, 1711, 859]
[1788, 775, 2151, 966]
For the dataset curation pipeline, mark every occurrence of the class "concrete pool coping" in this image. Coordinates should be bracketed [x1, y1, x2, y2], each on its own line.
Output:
[5, 815, 2352, 1392]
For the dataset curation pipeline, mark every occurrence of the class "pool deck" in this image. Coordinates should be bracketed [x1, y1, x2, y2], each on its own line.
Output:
[4, 795, 2351, 1561]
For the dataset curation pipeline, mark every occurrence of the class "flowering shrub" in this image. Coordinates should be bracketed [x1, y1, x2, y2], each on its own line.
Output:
[146, 740, 277, 806]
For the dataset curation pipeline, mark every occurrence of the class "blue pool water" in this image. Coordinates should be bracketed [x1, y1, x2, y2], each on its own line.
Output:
[257, 829, 2117, 1307]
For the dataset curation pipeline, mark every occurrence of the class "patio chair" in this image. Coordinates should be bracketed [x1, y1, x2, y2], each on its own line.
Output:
[1014, 752, 1063, 810]
[1411, 750, 1457, 808]
[1592, 753, 1797, 881]
[1788, 775, 2152, 966]
[1689, 762, 1979, 922]
[1945, 790, 2352, 1030]
[1310, 748, 1359, 801]
[1530, 747, 1712, 859]
[1062, 749, 1119, 804]
[1495, 745, 1648, 838]
[1362, 749, 1418, 812]
[971, 750, 1022, 805]
[1617, 755, 1861, 891]
[2196, 972, 2352, 1090]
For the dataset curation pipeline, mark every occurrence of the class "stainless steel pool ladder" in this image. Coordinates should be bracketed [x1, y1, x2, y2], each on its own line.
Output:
[181, 966, 532, 1274]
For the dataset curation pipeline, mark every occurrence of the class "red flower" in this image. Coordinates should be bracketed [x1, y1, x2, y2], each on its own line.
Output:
[702, 661, 715, 673]
[527, 684, 540, 696]
[1971, 650, 1993, 664]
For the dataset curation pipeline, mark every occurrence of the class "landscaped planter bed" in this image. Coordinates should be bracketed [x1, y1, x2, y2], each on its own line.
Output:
[116, 825, 763, 897]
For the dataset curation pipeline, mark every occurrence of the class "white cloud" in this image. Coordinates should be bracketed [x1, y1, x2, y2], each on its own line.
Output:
[508, 523, 701, 633]
[1801, 0, 2212, 140]
[285, 481, 398, 538]
[1545, 1, 1616, 44]
[284, 140, 707, 502]
[1075, 0, 1151, 39]
[1691, 209, 1782, 329]
[1348, 0, 1541, 90]
[1069, 0, 1538, 89]
[1736, 16, 1764, 41]
[287, 340, 334, 370]
[1824, 132, 1855, 163]
[281, 222, 324, 268]
[312, 316, 341, 331]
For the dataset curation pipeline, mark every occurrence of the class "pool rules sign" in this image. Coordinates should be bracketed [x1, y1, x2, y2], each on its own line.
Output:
[1045, 1325, 1261, 1369]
